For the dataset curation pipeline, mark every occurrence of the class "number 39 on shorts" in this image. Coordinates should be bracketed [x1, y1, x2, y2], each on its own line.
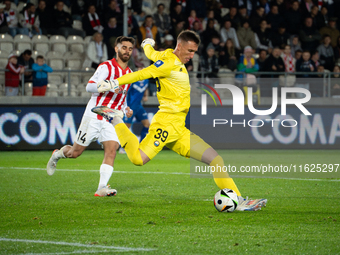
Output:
[154, 128, 168, 142]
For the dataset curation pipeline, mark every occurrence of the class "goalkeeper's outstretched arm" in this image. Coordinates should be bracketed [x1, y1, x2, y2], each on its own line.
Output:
[117, 57, 172, 86]
[141, 38, 164, 62]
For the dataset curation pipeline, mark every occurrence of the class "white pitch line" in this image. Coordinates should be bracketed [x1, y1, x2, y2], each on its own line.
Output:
[0, 167, 339, 181]
[0, 238, 156, 252]
[0, 166, 190, 175]
[19, 250, 133, 255]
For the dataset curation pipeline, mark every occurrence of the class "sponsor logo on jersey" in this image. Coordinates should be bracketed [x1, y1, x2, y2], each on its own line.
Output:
[154, 60, 164, 68]
[154, 140, 160, 147]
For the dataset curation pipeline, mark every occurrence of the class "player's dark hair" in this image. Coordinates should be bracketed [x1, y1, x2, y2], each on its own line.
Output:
[115, 36, 135, 47]
[177, 30, 200, 46]
[36, 55, 44, 60]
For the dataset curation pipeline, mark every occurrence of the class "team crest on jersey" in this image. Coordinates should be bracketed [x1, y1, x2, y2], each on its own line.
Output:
[179, 68, 182, 72]
[154, 140, 160, 147]
[154, 60, 164, 68]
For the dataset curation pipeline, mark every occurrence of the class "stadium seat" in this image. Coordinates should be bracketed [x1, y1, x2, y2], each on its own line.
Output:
[70, 74, 81, 85]
[0, 49, 9, 57]
[0, 34, 14, 52]
[31, 50, 45, 60]
[67, 35, 85, 53]
[63, 51, 83, 59]
[14, 34, 32, 52]
[79, 90, 91, 97]
[79, 67, 95, 84]
[82, 73, 94, 83]
[84, 36, 92, 46]
[47, 83, 59, 91]
[46, 83, 60, 97]
[32, 35, 50, 55]
[51, 42, 67, 54]
[72, 20, 83, 31]
[75, 83, 86, 90]
[69, 43, 85, 53]
[10, 50, 21, 57]
[24, 82, 33, 96]
[0, 33, 13, 41]
[64, 72, 82, 85]
[65, 59, 82, 70]
[66, 35, 84, 44]
[46, 51, 62, 59]
[0, 50, 9, 68]
[59, 83, 78, 96]
[64, 51, 83, 70]
[50, 35, 66, 43]
[48, 73, 64, 85]
[48, 58, 65, 70]
[45, 90, 59, 97]
[50, 35, 67, 54]
[0, 57, 8, 68]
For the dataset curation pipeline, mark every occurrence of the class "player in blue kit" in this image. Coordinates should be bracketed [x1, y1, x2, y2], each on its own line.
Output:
[124, 69, 150, 142]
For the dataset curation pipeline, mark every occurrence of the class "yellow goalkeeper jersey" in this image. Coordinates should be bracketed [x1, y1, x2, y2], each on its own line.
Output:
[117, 45, 190, 114]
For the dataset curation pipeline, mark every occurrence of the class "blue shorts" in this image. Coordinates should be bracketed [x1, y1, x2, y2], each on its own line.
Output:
[124, 104, 148, 124]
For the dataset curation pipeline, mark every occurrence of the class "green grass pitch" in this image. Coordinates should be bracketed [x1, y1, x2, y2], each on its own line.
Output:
[0, 150, 339, 254]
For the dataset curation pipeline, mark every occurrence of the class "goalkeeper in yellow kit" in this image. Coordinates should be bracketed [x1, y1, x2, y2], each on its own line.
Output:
[92, 30, 267, 211]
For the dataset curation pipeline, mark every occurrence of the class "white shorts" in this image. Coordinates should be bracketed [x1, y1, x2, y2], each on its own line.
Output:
[75, 115, 119, 146]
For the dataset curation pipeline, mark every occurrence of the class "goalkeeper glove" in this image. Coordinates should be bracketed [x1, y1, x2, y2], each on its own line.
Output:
[97, 80, 119, 93]
[141, 38, 155, 49]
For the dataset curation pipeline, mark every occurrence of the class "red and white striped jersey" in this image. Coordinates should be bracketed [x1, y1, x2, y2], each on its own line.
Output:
[84, 58, 132, 120]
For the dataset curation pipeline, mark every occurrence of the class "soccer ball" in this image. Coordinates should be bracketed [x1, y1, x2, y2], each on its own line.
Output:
[214, 189, 239, 212]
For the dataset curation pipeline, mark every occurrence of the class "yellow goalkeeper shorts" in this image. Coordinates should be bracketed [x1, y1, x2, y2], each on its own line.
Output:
[140, 111, 211, 160]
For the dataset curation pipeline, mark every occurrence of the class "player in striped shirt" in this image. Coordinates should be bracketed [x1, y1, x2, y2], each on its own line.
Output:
[46, 36, 135, 197]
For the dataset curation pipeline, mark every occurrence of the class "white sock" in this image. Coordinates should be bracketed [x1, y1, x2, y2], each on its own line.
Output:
[111, 117, 123, 126]
[54, 146, 67, 159]
[98, 164, 114, 189]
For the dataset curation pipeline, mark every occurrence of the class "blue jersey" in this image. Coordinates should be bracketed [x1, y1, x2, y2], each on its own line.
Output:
[127, 79, 149, 109]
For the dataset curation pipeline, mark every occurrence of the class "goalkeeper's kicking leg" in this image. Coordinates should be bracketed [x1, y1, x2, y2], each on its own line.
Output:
[190, 134, 267, 211]
[92, 106, 267, 210]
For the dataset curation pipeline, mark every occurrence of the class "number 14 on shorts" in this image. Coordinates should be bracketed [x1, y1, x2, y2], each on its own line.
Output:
[78, 131, 87, 144]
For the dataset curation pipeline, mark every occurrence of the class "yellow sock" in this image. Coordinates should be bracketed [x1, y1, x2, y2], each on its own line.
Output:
[115, 123, 143, 166]
[210, 155, 241, 196]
